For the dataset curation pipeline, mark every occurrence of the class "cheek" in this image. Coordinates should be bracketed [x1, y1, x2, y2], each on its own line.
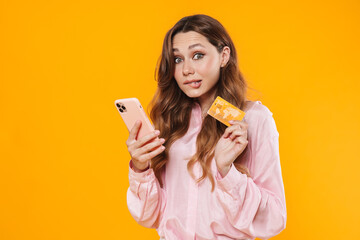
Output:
[197, 57, 220, 77]
[173, 66, 184, 88]
[174, 67, 182, 83]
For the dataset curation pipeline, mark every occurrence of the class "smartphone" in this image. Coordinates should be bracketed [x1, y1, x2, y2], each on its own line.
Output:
[114, 98, 154, 140]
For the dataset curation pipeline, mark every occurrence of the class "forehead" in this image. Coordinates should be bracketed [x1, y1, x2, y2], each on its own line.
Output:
[172, 31, 212, 50]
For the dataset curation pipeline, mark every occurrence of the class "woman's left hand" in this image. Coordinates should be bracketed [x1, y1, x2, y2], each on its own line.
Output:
[214, 120, 249, 177]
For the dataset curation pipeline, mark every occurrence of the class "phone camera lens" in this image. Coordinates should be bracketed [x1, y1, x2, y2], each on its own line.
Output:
[119, 108, 123, 113]
[116, 103, 121, 108]
[121, 105, 126, 110]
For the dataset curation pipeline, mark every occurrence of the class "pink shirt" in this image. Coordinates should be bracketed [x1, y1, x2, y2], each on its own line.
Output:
[127, 101, 287, 240]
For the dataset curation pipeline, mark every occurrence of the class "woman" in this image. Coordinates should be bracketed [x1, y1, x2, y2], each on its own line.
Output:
[125, 14, 287, 239]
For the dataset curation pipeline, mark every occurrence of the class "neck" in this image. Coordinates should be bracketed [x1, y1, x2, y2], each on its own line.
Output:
[197, 91, 216, 118]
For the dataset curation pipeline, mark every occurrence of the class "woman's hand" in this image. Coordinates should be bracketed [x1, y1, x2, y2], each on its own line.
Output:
[126, 120, 166, 172]
[214, 120, 249, 177]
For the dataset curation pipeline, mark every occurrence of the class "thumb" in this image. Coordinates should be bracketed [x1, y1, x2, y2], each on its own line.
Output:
[129, 120, 142, 141]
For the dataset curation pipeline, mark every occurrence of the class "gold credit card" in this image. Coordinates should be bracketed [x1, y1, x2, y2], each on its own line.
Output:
[207, 96, 245, 126]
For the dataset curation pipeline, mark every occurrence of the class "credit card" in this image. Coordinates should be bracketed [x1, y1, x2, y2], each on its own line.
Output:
[207, 96, 245, 126]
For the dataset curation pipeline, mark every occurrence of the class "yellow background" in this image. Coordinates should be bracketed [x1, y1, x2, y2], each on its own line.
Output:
[1, 0, 359, 239]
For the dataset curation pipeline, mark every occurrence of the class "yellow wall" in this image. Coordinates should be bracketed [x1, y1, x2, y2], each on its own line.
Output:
[1, 0, 359, 239]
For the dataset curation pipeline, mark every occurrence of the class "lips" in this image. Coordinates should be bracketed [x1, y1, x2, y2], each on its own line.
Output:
[184, 79, 201, 84]
[184, 79, 202, 88]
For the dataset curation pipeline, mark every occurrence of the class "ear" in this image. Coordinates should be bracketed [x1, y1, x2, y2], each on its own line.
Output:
[220, 46, 230, 67]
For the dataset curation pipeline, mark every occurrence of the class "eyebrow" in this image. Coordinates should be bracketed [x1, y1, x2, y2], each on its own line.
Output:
[172, 43, 205, 52]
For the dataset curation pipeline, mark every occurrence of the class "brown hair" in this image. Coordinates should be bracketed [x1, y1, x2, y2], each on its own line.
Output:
[149, 14, 251, 191]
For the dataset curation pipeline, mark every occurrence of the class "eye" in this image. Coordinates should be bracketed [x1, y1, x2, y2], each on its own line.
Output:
[193, 53, 204, 60]
[174, 57, 182, 64]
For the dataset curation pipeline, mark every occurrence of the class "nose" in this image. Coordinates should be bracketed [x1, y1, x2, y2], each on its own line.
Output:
[182, 60, 195, 76]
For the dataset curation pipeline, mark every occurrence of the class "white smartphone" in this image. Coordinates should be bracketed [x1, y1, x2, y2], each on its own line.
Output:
[115, 98, 154, 140]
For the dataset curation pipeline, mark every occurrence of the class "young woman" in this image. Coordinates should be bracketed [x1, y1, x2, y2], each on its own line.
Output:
[125, 14, 287, 240]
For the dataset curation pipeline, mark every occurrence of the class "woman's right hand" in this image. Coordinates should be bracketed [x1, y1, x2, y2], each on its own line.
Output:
[126, 120, 166, 172]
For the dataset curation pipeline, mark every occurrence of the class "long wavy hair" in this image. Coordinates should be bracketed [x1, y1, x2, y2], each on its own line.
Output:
[149, 14, 251, 191]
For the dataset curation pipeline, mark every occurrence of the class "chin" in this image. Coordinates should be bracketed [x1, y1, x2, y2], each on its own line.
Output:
[183, 90, 202, 99]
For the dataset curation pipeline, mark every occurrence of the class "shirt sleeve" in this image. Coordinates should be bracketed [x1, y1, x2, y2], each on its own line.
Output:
[215, 114, 287, 239]
[126, 160, 166, 229]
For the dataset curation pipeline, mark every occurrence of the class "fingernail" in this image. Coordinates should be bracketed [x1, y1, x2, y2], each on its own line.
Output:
[155, 130, 160, 135]
[229, 120, 234, 124]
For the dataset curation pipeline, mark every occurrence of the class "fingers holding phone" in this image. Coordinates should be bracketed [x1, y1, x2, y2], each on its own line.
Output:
[115, 98, 165, 172]
[126, 120, 165, 172]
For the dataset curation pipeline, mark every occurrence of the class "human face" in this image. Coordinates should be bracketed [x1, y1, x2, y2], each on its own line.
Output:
[172, 31, 229, 107]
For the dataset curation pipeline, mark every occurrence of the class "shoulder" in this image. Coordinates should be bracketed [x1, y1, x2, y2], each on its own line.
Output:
[244, 100, 279, 137]
[244, 100, 272, 118]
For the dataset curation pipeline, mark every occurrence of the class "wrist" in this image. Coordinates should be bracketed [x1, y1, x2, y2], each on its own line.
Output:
[130, 160, 150, 173]
[217, 164, 231, 178]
